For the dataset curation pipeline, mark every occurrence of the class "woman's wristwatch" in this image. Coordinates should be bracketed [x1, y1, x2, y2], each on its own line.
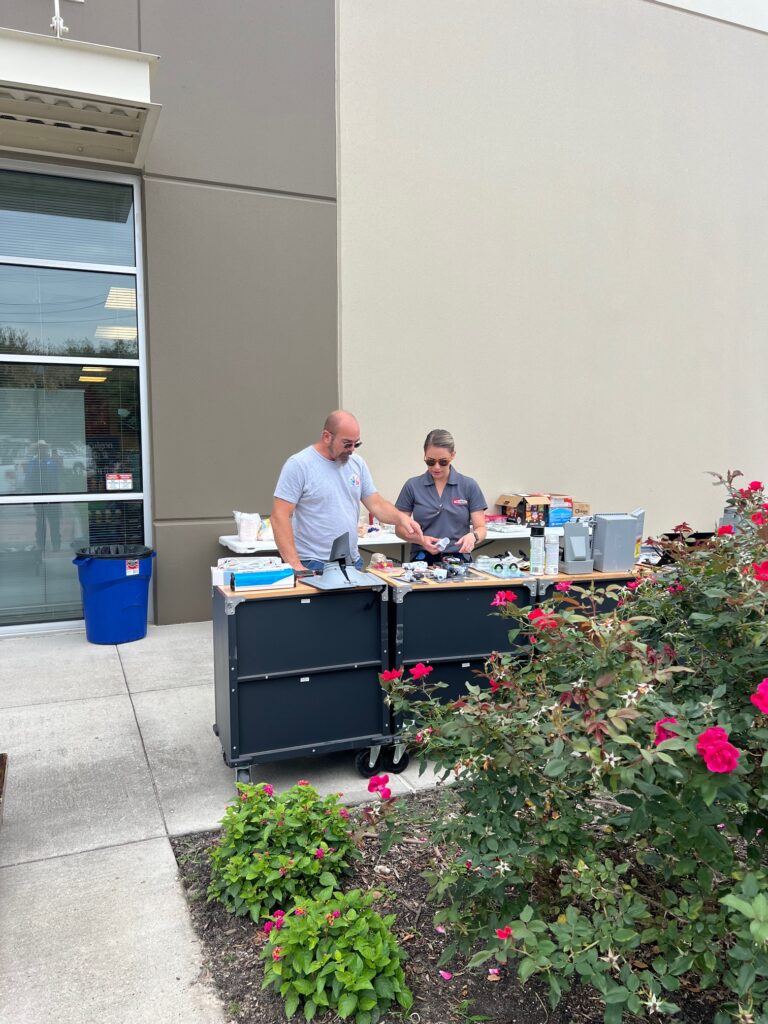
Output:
[472, 530, 480, 544]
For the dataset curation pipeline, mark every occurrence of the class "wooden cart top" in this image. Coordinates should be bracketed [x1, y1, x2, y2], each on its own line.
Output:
[542, 570, 638, 585]
[368, 566, 538, 591]
[214, 578, 385, 601]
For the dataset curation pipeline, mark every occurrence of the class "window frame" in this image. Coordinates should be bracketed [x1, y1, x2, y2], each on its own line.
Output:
[0, 157, 152, 635]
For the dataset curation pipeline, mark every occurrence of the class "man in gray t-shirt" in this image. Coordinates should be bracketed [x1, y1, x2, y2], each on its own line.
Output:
[272, 410, 422, 571]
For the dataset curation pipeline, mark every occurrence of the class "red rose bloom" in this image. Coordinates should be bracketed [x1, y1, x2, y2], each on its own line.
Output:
[654, 717, 678, 745]
[750, 679, 768, 714]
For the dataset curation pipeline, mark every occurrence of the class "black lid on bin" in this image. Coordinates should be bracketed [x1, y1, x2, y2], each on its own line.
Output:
[76, 544, 154, 559]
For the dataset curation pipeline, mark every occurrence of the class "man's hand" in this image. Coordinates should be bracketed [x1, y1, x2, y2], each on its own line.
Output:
[421, 534, 442, 555]
[398, 513, 423, 541]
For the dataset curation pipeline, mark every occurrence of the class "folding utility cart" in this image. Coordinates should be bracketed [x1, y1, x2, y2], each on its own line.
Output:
[212, 579, 396, 782]
[538, 570, 636, 613]
[373, 568, 537, 702]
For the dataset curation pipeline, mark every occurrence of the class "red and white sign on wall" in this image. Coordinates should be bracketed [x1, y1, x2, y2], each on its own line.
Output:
[106, 473, 133, 491]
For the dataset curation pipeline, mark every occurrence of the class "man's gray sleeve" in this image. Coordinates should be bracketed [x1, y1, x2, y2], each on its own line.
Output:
[360, 458, 376, 501]
[274, 457, 305, 504]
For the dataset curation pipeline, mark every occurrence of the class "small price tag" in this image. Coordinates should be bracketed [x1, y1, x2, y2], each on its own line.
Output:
[126, 559, 139, 576]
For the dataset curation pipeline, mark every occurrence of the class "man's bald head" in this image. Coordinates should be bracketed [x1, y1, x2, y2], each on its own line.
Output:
[323, 410, 359, 436]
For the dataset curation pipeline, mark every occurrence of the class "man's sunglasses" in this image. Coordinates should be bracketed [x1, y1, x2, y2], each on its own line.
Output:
[425, 457, 451, 467]
[328, 432, 362, 450]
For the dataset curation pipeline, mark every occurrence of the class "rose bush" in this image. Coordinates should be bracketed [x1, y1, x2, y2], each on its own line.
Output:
[382, 471, 768, 1024]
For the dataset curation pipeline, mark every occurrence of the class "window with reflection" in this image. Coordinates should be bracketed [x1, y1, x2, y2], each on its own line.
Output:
[0, 265, 138, 358]
[0, 364, 142, 496]
[0, 501, 144, 626]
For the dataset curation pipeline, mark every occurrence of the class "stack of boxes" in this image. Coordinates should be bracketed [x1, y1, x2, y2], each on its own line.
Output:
[494, 493, 591, 527]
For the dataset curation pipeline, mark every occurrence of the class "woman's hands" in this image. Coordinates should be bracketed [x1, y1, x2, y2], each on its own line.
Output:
[456, 531, 477, 555]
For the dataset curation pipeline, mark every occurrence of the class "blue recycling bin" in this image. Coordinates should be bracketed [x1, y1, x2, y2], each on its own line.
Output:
[73, 544, 156, 644]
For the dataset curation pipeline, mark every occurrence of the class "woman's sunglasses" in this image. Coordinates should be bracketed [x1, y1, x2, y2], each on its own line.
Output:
[425, 457, 451, 467]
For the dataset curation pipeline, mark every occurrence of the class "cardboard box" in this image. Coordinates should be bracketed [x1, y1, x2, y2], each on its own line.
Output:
[495, 493, 550, 525]
[572, 501, 591, 517]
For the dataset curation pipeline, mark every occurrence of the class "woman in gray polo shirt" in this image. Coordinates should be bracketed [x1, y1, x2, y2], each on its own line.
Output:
[395, 429, 487, 564]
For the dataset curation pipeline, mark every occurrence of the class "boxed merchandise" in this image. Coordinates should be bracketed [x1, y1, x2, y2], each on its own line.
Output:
[495, 493, 550, 524]
[546, 494, 574, 527]
[229, 564, 295, 591]
[211, 556, 285, 586]
[572, 501, 591, 517]
[496, 493, 580, 527]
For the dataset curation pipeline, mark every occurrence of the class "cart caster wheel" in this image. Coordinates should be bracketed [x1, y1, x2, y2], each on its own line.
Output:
[354, 749, 382, 778]
[235, 767, 251, 785]
[382, 748, 410, 773]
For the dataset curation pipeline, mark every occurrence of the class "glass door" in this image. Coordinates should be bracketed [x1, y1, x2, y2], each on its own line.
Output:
[0, 165, 149, 629]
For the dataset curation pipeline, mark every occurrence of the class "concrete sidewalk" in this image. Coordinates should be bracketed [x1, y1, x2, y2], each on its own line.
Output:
[0, 622, 437, 1024]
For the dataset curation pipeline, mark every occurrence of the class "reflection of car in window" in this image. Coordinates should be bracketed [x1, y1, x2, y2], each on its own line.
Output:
[56, 442, 92, 475]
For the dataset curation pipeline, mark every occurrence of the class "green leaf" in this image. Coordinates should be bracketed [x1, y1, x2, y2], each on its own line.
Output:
[519, 905, 534, 923]
[303, 1000, 317, 1022]
[374, 977, 394, 1000]
[721, 894, 755, 919]
[319, 871, 336, 887]
[285, 993, 300, 1019]
[338, 993, 358, 1018]
[543, 759, 568, 778]
[518, 958, 538, 983]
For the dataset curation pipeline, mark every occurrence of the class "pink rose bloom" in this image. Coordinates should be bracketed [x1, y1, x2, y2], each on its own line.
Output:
[339, 807, 350, 818]
[262, 784, 274, 797]
[753, 561, 768, 582]
[654, 717, 678, 745]
[750, 679, 768, 714]
[753, 512, 767, 526]
[314, 848, 325, 859]
[380, 668, 403, 681]
[554, 581, 571, 592]
[379, 787, 392, 801]
[496, 926, 514, 940]
[750, 480, 763, 491]
[717, 524, 734, 536]
[696, 726, 729, 754]
[701, 741, 741, 774]
[296, 779, 310, 786]
[490, 590, 517, 607]
[626, 579, 642, 590]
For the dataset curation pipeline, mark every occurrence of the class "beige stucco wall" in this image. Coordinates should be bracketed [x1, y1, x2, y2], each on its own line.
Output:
[337, 0, 768, 535]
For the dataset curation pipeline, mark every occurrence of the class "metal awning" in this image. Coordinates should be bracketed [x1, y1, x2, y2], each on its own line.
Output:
[0, 28, 160, 167]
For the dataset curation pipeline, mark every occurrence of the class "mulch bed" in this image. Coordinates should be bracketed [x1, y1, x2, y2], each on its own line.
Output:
[172, 790, 721, 1024]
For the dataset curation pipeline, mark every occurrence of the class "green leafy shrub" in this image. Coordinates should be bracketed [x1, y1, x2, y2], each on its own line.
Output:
[208, 781, 359, 921]
[383, 472, 768, 1023]
[260, 888, 412, 1023]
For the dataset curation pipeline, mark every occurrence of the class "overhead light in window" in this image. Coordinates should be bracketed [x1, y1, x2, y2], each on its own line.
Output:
[94, 326, 138, 340]
[104, 287, 137, 310]
[81, 366, 113, 373]
[79, 375, 107, 383]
